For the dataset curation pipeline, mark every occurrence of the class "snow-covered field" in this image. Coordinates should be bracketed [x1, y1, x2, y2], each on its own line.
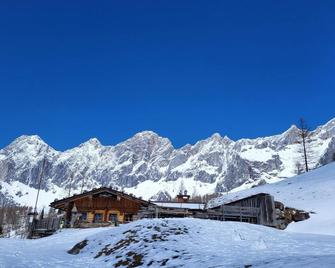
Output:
[0, 219, 335, 267]
[208, 162, 335, 236]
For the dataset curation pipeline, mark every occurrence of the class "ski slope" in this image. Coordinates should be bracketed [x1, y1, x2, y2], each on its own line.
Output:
[208, 162, 335, 236]
[0, 219, 335, 267]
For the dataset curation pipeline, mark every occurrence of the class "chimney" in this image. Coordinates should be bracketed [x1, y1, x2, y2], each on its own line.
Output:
[176, 189, 190, 203]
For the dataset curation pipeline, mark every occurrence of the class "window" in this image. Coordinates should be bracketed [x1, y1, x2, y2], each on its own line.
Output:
[80, 212, 87, 221]
[124, 214, 133, 222]
[94, 213, 103, 222]
[108, 213, 118, 223]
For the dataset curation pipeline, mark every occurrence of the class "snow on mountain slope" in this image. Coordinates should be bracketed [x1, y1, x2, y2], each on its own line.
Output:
[208, 162, 335, 236]
[0, 118, 335, 208]
[0, 180, 66, 208]
[1, 219, 335, 267]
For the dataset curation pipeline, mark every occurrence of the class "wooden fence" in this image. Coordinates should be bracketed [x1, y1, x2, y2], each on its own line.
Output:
[138, 205, 260, 223]
[28, 217, 62, 238]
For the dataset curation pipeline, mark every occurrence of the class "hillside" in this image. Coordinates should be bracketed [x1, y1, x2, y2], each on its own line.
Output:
[208, 162, 335, 236]
[1, 219, 335, 267]
[1, 118, 335, 208]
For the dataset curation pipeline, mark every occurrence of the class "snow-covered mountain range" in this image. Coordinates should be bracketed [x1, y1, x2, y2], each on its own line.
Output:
[1, 118, 335, 207]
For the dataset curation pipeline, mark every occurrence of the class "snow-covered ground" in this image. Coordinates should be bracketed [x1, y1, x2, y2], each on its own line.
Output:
[1, 163, 334, 267]
[0, 219, 335, 267]
[208, 162, 335, 236]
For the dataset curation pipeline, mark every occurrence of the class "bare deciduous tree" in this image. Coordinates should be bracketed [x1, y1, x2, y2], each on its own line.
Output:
[0, 205, 31, 238]
[298, 118, 310, 172]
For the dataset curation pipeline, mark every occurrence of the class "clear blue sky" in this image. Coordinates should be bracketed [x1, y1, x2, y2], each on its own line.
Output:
[1, 1, 334, 150]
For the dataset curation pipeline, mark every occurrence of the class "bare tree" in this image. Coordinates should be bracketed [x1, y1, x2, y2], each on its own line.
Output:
[0, 205, 31, 238]
[298, 118, 310, 172]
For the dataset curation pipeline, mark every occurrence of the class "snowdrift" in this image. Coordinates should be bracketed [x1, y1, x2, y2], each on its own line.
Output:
[1, 219, 335, 267]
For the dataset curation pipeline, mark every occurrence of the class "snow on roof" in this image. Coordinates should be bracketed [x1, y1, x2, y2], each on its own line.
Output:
[152, 201, 205, 210]
[50, 187, 150, 208]
[207, 193, 270, 209]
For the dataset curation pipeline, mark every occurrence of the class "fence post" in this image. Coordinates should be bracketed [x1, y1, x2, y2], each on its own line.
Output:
[240, 207, 242, 222]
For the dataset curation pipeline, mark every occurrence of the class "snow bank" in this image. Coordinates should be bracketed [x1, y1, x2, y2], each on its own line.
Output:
[1, 219, 335, 267]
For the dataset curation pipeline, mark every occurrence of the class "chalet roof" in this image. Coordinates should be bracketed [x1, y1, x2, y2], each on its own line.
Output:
[50, 187, 152, 208]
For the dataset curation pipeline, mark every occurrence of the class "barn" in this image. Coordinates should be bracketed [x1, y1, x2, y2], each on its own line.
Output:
[206, 193, 277, 227]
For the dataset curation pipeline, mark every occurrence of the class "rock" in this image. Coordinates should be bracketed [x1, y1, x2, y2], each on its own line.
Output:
[67, 239, 88, 255]
[275, 205, 310, 229]
[292, 210, 310, 222]
[275, 201, 284, 210]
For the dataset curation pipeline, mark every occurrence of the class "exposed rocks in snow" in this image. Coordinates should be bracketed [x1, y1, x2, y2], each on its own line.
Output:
[68, 239, 88, 255]
[2, 219, 335, 267]
[64, 219, 335, 267]
[275, 201, 310, 230]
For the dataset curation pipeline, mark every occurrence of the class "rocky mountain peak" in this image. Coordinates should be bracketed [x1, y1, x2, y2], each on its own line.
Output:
[1, 118, 335, 206]
[317, 118, 335, 136]
[78, 138, 102, 148]
[2, 135, 56, 155]
[210, 133, 222, 140]
[124, 131, 173, 150]
[10, 134, 46, 146]
[134, 130, 160, 138]
[222, 135, 234, 144]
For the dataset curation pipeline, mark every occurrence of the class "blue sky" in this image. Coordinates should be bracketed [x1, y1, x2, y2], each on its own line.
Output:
[1, 1, 334, 150]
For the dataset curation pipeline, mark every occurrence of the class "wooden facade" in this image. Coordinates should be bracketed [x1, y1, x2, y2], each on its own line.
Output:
[50, 188, 151, 227]
[138, 193, 277, 227]
[209, 193, 276, 227]
[176, 191, 191, 203]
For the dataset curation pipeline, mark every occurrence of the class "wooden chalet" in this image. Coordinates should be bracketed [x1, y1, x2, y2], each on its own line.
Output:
[50, 187, 152, 228]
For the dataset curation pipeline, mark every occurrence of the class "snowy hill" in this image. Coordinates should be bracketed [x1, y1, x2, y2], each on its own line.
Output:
[1, 118, 335, 208]
[208, 162, 335, 236]
[1, 219, 335, 267]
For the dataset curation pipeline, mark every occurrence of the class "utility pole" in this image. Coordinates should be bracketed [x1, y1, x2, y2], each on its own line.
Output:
[80, 167, 89, 193]
[68, 173, 75, 197]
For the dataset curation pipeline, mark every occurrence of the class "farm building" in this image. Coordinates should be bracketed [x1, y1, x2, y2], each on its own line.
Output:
[205, 193, 277, 227]
[49, 187, 152, 228]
